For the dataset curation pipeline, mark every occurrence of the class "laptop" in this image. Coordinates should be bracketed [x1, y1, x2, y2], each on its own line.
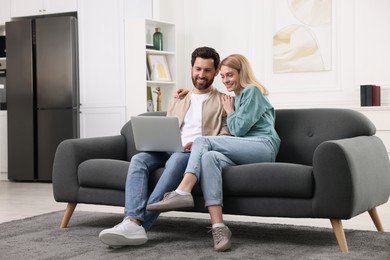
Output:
[130, 116, 185, 152]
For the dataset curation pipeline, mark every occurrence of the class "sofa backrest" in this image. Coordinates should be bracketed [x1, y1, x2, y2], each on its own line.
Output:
[121, 109, 376, 166]
[275, 108, 375, 165]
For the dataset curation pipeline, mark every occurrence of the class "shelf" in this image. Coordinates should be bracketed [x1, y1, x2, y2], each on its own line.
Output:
[145, 19, 175, 53]
[145, 18, 175, 26]
[354, 106, 390, 112]
[146, 49, 176, 55]
[147, 81, 176, 85]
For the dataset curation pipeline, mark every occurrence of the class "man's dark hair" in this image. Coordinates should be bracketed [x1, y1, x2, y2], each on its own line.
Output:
[191, 47, 220, 71]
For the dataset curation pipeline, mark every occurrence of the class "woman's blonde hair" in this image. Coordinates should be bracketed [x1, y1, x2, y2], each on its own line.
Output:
[219, 54, 269, 96]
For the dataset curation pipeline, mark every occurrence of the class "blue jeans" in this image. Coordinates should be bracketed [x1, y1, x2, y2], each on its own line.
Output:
[185, 136, 276, 207]
[125, 151, 190, 231]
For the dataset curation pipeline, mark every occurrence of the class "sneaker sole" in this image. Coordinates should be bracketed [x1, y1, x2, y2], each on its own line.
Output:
[147, 202, 194, 212]
[99, 231, 148, 246]
[147, 205, 194, 213]
[215, 240, 231, 252]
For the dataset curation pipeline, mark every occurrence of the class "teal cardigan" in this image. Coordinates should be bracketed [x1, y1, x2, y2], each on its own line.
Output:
[227, 85, 281, 153]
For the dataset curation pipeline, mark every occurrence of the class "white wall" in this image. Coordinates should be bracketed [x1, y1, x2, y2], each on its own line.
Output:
[157, 0, 390, 108]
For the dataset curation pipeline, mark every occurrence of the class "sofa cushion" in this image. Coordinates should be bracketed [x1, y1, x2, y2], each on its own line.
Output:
[148, 164, 314, 199]
[78, 159, 313, 199]
[222, 163, 314, 198]
[78, 159, 129, 190]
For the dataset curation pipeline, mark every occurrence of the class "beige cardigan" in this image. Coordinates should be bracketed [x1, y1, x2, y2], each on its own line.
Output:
[166, 87, 230, 137]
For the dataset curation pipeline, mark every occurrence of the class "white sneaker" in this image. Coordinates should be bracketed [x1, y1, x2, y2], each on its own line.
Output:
[99, 218, 148, 247]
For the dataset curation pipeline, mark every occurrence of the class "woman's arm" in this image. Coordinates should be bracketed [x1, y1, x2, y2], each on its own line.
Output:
[227, 86, 266, 136]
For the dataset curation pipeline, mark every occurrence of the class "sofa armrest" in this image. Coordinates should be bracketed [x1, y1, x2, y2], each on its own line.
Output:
[52, 135, 127, 202]
[312, 136, 390, 219]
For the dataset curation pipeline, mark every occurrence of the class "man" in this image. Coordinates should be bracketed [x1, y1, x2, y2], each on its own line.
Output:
[99, 46, 230, 247]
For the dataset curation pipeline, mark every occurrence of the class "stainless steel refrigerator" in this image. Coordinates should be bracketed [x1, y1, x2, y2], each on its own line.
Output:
[6, 16, 79, 181]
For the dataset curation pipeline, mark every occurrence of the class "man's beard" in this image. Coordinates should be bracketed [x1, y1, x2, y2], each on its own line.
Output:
[192, 76, 214, 91]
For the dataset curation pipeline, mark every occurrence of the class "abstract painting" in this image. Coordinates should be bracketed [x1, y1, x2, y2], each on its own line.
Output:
[273, 0, 332, 73]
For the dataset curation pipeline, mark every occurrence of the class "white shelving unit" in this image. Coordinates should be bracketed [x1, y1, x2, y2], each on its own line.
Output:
[125, 18, 176, 119]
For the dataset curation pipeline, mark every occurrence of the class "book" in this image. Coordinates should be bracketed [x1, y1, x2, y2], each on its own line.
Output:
[147, 86, 154, 112]
[360, 84, 381, 107]
[372, 85, 381, 106]
[361, 85, 372, 106]
[366, 85, 373, 106]
[360, 85, 367, 106]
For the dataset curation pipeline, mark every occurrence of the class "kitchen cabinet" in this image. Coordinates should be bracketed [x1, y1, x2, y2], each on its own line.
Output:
[10, 0, 77, 18]
[79, 107, 126, 138]
[125, 18, 176, 118]
[0, 0, 11, 26]
[77, 0, 126, 137]
[7, 0, 151, 138]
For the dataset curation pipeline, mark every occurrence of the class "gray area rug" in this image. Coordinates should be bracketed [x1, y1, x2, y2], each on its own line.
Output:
[0, 211, 389, 260]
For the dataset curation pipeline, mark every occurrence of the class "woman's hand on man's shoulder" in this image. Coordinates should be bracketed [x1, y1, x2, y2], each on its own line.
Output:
[174, 88, 190, 99]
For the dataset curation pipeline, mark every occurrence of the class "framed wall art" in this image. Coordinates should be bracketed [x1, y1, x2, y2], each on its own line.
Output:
[147, 54, 171, 81]
[273, 0, 332, 73]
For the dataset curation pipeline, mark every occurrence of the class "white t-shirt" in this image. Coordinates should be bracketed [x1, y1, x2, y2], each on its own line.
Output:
[181, 92, 211, 145]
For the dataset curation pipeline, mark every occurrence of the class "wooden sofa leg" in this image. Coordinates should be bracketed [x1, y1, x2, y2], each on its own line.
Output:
[330, 219, 348, 253]
[368, 207, 384, 232]
[60, 203, 77, 228]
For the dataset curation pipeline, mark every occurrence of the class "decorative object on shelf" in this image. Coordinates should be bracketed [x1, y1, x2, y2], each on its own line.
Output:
[150, 64, 157, 81]
[146, 61, 151, 80]
[154, 86, 162, 112]
[146, 44, 155, 50]
[153, 27, 163, 51]
[147, 86, 154, 112]
[360, 85, 381, 107]
[147, 54, 171, 81]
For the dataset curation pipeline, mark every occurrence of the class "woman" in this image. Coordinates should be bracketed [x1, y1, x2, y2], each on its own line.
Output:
[147, 54, 281, 252]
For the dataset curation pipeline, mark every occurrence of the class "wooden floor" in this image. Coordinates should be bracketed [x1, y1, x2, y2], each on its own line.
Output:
[1, 173, 390, 231]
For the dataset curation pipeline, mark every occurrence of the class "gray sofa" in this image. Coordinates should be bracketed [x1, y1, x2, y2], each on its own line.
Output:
[53, 108, 390, 252]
